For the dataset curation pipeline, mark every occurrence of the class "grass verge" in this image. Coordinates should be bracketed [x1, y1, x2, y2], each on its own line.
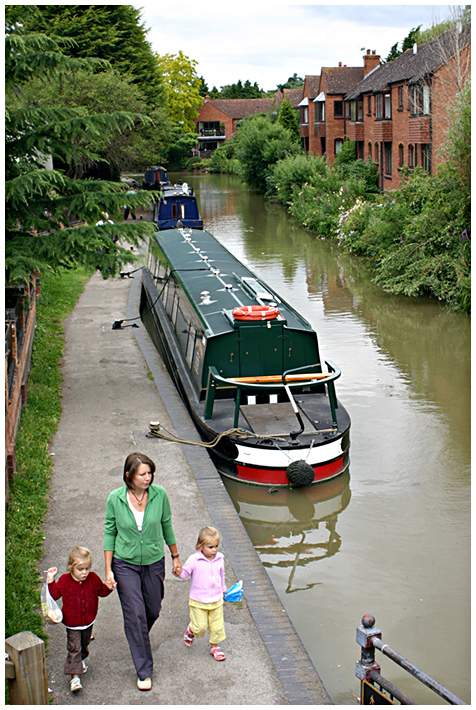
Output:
[5, 268, 92, 647]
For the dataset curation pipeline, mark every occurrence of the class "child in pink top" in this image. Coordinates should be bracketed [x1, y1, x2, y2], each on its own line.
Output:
[175, 526, 227, 661]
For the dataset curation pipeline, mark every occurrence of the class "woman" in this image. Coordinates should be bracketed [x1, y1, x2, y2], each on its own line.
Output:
[104, 452, 181, 691]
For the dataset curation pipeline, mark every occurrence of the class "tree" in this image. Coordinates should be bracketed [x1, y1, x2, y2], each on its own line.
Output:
[277, 73, 304, 91]
[157, 50, 203, 132]
[385, 26, 421, 62]
[234, 114, 300, 191]
[277, 96, 300, 142]
[23, 5, 165, 108]
[14, 67, 170, 174]
[5, 10, 158, 283]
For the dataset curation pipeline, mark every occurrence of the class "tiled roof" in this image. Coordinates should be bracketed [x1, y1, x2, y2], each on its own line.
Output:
[320, 67, 365, 95]
[283, 87, 304, 107]
[346, 23, 471, 99]
[204, 98, 276, 119]
[303, 75, 321, 100]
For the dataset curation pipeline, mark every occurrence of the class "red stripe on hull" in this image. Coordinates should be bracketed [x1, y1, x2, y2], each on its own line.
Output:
[234, 456, 346, 487]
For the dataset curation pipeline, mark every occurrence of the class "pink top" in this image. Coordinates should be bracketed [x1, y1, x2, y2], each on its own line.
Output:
[178, 550, 226, 603]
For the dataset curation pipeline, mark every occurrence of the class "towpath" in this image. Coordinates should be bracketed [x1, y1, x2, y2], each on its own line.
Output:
[40, 230, 331, 704]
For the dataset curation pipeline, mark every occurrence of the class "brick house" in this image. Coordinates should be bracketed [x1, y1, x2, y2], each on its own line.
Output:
[195, 97, 276, 154]
[306, 52, 380, 164]
[345, 24, 471, 190]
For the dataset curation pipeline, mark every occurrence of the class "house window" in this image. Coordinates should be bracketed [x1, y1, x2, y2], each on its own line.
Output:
[410, 85, 422, 114]
[384, 142, 392, 175]
[315, 102, 325, 122]
[367, 95, 372, 115]
[357, 99, 363, 121]
[334, 100, 343, 118]
[301, 106, 309, 124]
[398, 86, 404, 110]
[398, 144, 404, 168]
[375, 94, 383, 119]
[357, 141, 364, 159]
[422, 86, 430, 114]
[335, 138, 343, 155]
[375, 143, 379, 163]
[376, 93, 391, 119]
[421, 144, 430, 172]
[350, 101, 356, 122]
[408, 144, 415, 168]
[368, 142, 372, 160]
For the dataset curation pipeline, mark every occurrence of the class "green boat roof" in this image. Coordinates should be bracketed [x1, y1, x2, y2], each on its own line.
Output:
[152, 227, 316, 338]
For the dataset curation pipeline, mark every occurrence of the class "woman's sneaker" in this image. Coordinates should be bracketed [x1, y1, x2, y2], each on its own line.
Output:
[70, 677, 82, 692]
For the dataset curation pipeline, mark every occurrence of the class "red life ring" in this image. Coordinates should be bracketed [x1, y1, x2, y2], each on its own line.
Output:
[232, 305, 280, 321]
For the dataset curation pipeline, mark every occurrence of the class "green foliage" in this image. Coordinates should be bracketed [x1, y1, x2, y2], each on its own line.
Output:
[233, 114, 300, 191]
[333, 140, 357, 165]
[206, 79, 268, 98]
[268, 153, 327, 204]
[163, 123, 201, 170]
[276, 96, 300, 142]
[22, 4, 165, 107]
[385, 26, 421, 62]
[5, 9, 159, 283]
[5, 268, 92, 644]
[277, 73, 304, 91]
[157, 50, 203, 131]
[336, 168, 470, 311]
[209, 140, 240, 174]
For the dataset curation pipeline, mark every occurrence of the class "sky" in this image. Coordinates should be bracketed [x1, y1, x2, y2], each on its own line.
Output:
[132, 3, 457, 91]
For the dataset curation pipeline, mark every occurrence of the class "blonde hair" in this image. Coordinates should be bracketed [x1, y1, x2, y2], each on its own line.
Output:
[66, 546, 92, 573]
[195, 526, 221, 551]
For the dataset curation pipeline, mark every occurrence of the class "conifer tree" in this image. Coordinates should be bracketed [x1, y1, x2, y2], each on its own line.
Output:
[277, 96, 301, 143]
[5, 8, 158, 284]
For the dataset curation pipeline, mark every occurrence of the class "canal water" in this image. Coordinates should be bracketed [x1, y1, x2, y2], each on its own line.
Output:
[171, 172, 471, 705]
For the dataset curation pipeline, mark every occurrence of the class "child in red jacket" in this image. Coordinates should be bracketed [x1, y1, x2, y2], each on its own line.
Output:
[47, 546, 114, 693]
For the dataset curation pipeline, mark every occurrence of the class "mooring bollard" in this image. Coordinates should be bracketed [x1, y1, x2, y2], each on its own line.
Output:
[355, 613, 382, 681]
[5, 630, 49, 705]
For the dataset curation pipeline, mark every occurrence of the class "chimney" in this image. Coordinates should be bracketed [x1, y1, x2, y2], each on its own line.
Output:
[363, 50, 380, 76]
[338, 62, 342, 67]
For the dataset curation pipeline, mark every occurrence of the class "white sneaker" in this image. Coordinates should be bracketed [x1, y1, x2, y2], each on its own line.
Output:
[70, 677, 82, 692]
[82, 661, 88, 673]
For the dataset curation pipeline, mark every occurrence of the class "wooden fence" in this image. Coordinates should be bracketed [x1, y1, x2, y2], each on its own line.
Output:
[5, 273, 40, 503]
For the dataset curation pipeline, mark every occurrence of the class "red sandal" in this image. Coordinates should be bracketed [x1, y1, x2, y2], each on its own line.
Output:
[210, 645, 226, 661]
[183, 624, 194, 647]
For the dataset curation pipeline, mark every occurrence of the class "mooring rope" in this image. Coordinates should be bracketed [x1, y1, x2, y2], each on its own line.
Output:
[147, 422, 336, 448]
[146, 422, 275, 448]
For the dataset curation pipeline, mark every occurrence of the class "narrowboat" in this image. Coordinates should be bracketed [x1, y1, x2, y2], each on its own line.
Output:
[141, 225, 350, 488]
[152, 182, 203, 230]
[142, 165, 169, 190]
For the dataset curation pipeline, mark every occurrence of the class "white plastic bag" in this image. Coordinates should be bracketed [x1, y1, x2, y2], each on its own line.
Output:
[41, 582, 63, 624]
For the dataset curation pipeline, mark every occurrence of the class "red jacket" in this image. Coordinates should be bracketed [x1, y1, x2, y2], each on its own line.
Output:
[49, 571, 112, 628]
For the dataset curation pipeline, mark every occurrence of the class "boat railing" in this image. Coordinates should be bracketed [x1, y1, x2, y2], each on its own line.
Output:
[204, 360, 341, 428]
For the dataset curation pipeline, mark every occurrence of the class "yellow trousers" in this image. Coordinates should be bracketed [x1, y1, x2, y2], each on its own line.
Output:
[189, 599, 225, 645]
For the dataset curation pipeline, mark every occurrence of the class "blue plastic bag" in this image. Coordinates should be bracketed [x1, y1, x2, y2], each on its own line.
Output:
[224, 580, 243, 602]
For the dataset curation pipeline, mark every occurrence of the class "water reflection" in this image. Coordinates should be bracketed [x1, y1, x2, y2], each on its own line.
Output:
[223, 473, 351, 594]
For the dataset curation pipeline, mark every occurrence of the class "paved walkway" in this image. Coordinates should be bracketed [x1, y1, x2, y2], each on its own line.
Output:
[40, 256, 331, 704]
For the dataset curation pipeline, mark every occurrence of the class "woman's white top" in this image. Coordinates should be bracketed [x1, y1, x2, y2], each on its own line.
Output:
[127, 492, 145, 532]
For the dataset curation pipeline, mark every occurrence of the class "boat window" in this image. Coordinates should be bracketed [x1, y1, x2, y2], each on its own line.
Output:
[171, 294, 179, 328]
[186, 324, 197, 367]
[172, 204, 177, 220]
[162, 281, 169, 307]
[192, 335, 203, 376]
[154, 257, 160, 281]
[180, 203, 185, 220]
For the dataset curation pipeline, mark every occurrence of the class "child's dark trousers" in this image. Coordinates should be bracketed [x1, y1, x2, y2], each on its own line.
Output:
[64, 626, 93, 675]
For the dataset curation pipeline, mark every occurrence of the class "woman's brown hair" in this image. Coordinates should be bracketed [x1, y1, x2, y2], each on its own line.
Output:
[123, 452, 156, 489]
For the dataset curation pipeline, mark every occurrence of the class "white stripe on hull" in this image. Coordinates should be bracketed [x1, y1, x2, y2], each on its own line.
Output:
[235, 438, 344, 469]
